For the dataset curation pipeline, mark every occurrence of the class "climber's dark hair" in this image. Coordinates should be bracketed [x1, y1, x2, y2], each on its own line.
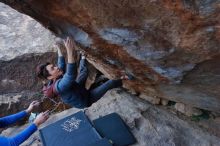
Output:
[36, 62, 51, 80]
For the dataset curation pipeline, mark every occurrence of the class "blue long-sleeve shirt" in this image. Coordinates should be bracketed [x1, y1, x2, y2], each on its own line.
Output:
[55, 56, 90, 108]
[0, 111, 38, 146]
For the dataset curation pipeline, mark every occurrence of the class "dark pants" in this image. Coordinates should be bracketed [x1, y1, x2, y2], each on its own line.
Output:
[76, 59, 88, 87]
[76, 59, 122, 105]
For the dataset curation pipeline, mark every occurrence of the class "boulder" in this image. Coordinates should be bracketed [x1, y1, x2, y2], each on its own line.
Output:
[2, 89, 220, 146]
[175, 102, 203, 117]
[1, 0, 219, 112]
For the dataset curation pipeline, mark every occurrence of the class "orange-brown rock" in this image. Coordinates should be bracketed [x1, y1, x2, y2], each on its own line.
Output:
[1, 0, 219, 112]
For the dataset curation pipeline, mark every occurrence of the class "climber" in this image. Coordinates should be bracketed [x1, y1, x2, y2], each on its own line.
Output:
[0, 101, 49, 146]
[36, 37, 131, 109]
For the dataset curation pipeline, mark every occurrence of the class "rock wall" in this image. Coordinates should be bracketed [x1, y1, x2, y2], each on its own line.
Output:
[0, 3, 58, 117]
[2, 89, 220, 146]
[0, 0, 219, 112]
[0, 2, 58, 94]
[0, 2, 220, 145]
[0, 3, 56, 61]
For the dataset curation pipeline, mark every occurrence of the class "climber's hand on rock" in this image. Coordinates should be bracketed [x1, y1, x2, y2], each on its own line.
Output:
[55, 41, 65, 57]
[34, 110, 50, 127]
[64, 37, 77, 63]
[26, 101, 40, 114]
[64, 37, 77, 51]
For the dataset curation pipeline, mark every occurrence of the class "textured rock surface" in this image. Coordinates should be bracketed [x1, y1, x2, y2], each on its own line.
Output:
[2, 89, 220, 146]
[0, 2, 69, 121]
[0, 2, 59, 95]
[0, 0, 219, 112]
[0, 2, 219, 145]
[0, 3, 56, 61]
[139, 93, 161, 105]
[174, 102, 202, 116]
[0, 52, 57, 94]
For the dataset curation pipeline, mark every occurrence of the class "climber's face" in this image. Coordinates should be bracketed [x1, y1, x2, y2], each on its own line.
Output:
[46, 64, 63, 80]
